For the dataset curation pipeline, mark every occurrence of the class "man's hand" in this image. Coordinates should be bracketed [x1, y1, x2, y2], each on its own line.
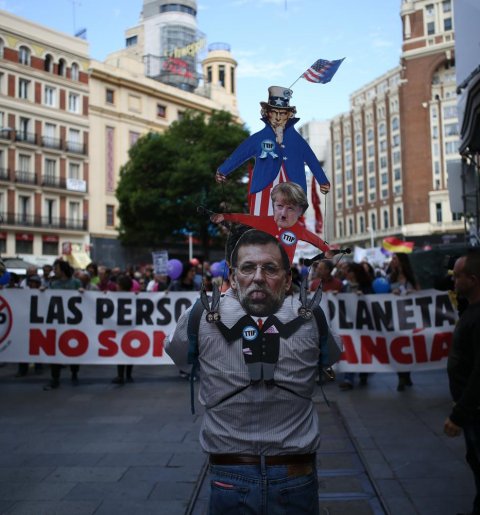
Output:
[215, 171, 227, 184]
[319, 183, 330, 194]
[444, 416, 462, 437]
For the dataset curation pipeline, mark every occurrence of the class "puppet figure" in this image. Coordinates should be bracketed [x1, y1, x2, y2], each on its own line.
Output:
[211, 182, 330, 263]
[216, 86, 330, 216]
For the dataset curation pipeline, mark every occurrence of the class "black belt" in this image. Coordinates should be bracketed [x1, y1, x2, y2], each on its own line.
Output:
[209, 453, 316, 466]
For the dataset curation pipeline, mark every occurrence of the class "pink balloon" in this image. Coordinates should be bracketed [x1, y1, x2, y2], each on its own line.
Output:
[167, 259, 183, 280]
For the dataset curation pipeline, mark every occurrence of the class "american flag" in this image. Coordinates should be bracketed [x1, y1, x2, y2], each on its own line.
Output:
[302, 58, 345, 84]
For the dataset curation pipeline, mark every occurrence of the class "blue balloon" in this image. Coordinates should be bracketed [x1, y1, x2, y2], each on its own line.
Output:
[218, 259, 229, 280]
[210, 261, 222, 278]
[372, 277, 391, 294]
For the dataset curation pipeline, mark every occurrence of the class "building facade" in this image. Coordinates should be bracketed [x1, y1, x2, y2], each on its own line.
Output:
[330, 0, 463, 249]
[0, 1, 241, 268]
[0, 10, 90, 268]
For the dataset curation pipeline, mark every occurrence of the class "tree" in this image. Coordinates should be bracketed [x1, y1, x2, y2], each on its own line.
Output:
[116, 110, 250, 258]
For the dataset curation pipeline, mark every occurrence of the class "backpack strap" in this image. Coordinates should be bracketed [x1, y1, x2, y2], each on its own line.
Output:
[187, 298, 206, 414]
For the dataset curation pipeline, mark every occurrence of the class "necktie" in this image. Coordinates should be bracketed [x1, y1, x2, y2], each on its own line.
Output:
[257, 318, 263, 330]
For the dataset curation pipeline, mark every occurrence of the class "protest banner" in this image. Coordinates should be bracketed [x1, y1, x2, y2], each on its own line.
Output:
[0, 289, 457, 371]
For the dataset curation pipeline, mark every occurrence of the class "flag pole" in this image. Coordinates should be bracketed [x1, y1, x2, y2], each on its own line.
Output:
[288, 74, 303, 89]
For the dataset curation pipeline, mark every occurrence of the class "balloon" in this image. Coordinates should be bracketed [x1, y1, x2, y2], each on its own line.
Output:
[190, 258, 200, 266]
[0, 271, 10, 285]
[218, 259, 229, 280]
[210, 261, 222, 278]
[166, 259, 183, 280]
[372, 277, 391, 294]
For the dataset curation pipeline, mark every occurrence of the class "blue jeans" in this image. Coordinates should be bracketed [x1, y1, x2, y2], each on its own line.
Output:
[464, 417, 480, 514]
[208, 461, 319, 515]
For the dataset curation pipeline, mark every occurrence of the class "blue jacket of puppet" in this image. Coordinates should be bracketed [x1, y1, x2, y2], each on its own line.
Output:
[217, 86, 330, 195]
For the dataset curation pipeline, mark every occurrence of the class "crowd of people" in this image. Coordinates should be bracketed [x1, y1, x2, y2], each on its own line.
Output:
[5, 250, 422, 394]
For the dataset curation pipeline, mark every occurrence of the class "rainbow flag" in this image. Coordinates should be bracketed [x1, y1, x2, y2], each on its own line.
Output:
[382, 236, 414, 254]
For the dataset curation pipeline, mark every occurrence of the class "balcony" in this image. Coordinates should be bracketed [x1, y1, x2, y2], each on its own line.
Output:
[42, 136, 62, 150]
[15, 131, 37, 145]
[3, 212, 88, 231]
[65, 140, 86, 155]
[15, 170, 37, 185]
[42, 174, 66, 189]
[0, 128, 13, 141]
[0, 168, 10, 181]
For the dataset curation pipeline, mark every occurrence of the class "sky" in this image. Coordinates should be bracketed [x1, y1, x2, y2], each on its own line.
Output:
[1, 0, 404, 133]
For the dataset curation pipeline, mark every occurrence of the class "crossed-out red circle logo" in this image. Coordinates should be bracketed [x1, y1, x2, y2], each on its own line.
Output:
[0, 295, 13, 346]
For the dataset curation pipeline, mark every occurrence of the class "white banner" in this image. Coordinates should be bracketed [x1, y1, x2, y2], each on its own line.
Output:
[0, 290, 198, 365]
[0, 289, 457, 371]
[327, 289, 457, 372]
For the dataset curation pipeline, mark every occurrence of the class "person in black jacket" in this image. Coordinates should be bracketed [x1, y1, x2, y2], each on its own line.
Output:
[444, 250, 480, 515]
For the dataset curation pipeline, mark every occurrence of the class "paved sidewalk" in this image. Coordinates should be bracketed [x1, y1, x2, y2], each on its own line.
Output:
[0, 363, 474, 515]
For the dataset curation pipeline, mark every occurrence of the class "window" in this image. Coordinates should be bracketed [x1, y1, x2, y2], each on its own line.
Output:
[436, 202, 442, 222]
[371, 213, 377, 231]
[348, 218, 353, 235]
[16, 234, 33, 254]
[106, 88, 115, 104]
[106, 205, 115, 227]
[126, 35, 138, 47]
[381, 172, 388, 185]
[368, 161, 375, 173]
[0, 38, 4, 59]
[367, 128, 374, 141]
[43, 123, 57, 148]
[19, 46, 31, 65]
[44, 198, 56, 225]
[42, 237, 58, 255]
[18, 195, 31, 223]
[58, 58, 66, 76]
[68, 201, 81, 228]
[68, 128, 81, 152]
[442, 0, 451, 12]
[44, 86, 56, 107]
[69, 162, 80, 180]
[380, 156, 388, 169]
[230, 66, 235, 94]
[369, 177, 376, 189]
[392, 151, 401, 165]
[443, 105, 457, 119]
[18, 154, 31, 173]
[157, 104, 166, 118]
[391, 117, 399, 131]
[359, 215, 365, 233]
[207, 66, 212, 83]
[396, 207, 403, 226]
[394, 167, 401, 181]
[71, 63, 79, 81]
[383, 210, 389, 228]
[445, 141, 459, 154]
[44, 54, 53, 72]
[68, 92, 80, 113]
[392, 134, 400, 147]
[44, 158, 56, 185]
[18, 118, 31, 141]
[427, 22, 435, 35]
[444, 18, 452, 31]
[380, 140, 387, 152]
[18, 78, 30, 100]
[357, 180, 364, 193]
[444, 122, 459, 136]
[378, 123, 386, 137]
[218, 65, 225, 87]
